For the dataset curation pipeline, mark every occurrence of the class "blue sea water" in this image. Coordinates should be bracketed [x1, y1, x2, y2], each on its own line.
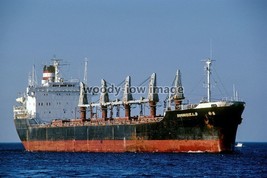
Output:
[0, 143, 266, 177]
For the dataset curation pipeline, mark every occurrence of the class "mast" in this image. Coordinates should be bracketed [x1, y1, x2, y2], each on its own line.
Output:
[79, 82, 88, 121]
[32, 65, 36, 86]
[233, 84, 239, 101]
[100, 79, 109, 119]
[83, 58, 88, 85]
[53, 59, 61, 83]
[148, 73, 159, 117]
[205, 58, 212, 102]
[123, 76, 133, 118]
[173, 70, 184, 110]
[29, 65, 37, 87]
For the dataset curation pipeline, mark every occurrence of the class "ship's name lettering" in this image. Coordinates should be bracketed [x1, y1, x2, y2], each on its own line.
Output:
[177, 112, 198, 118]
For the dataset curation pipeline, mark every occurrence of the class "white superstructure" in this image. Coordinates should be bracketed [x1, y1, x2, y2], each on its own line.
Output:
[14, 59, 81, 123]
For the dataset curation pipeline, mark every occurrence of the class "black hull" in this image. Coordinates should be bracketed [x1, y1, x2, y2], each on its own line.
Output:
[14, 102, 245, 152]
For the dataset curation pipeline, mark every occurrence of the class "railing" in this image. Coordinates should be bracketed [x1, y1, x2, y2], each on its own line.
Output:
[13, 106, 30, 119]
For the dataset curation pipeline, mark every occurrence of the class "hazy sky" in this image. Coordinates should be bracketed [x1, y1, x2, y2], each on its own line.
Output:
[0, 0, 266, 142]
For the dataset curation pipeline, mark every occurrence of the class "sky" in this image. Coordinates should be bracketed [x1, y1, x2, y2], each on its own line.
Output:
[0, 0, 266, 142]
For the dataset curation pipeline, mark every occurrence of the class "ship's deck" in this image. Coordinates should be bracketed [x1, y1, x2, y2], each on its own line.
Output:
[33, 116, 165, 128]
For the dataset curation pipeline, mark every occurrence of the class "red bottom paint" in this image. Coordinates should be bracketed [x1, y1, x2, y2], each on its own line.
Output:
[23, 140, 222, 153]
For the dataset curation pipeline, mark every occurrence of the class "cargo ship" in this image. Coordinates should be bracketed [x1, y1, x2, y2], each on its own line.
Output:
[13, 58, 245, 152]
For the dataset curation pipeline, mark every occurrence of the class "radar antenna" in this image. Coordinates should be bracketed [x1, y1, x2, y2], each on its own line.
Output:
[51, 56, 68, 83]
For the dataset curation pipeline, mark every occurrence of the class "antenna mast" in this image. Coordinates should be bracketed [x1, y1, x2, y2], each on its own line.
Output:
[210, 39, 213, 60]
[32, 64, 37, 86]
[204, 40, 214, 102]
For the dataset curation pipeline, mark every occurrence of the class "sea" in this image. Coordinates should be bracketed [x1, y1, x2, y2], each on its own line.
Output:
[0, 143, 266, 177]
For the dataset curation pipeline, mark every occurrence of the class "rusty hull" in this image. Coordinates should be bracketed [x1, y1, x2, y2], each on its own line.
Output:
[23, 140, 221, 153]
